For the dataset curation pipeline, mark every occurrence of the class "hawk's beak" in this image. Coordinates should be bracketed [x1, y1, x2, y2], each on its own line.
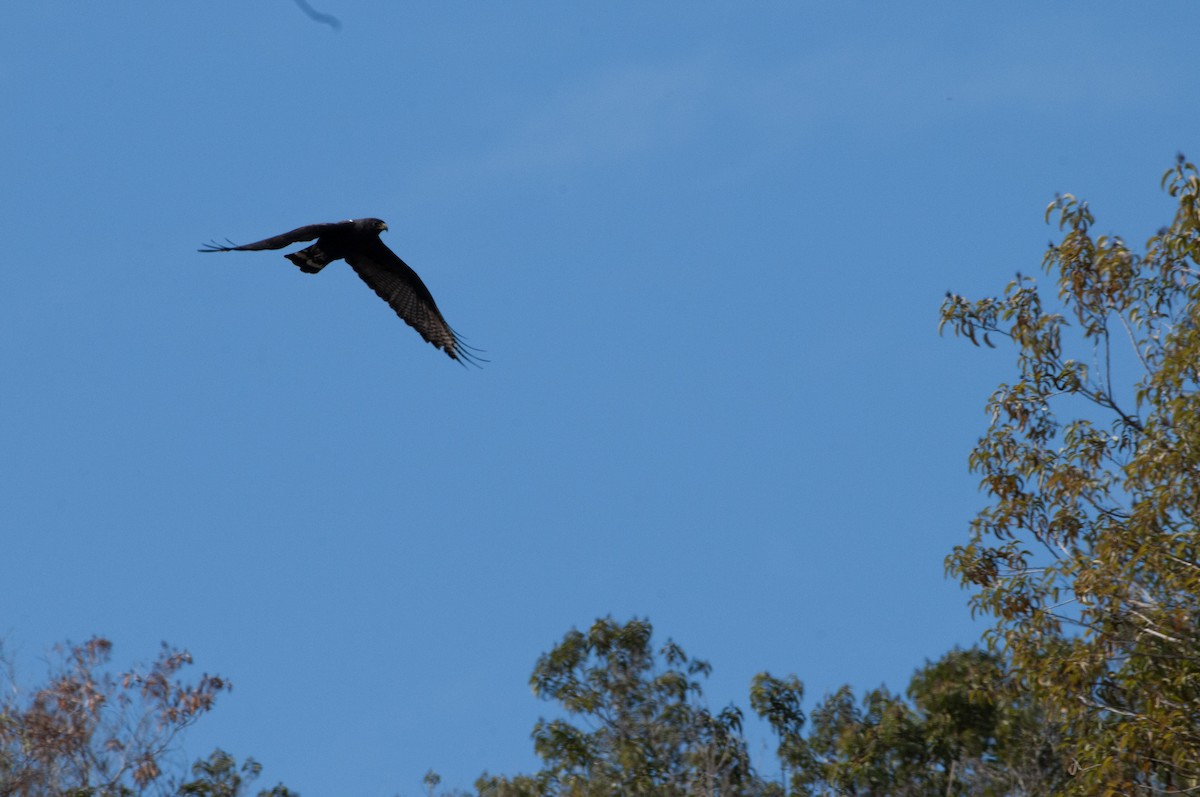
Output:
[381, 223, 389, 231]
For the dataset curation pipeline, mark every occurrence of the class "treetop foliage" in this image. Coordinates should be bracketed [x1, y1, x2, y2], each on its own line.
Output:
[471, 618, 1063, 797]
[940, 155, 1200, 792]
[0, 638, 287, 797]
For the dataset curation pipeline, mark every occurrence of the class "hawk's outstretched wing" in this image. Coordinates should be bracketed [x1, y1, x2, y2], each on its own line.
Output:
[345, 237, 485, 366]
[198, 222, 349, 253]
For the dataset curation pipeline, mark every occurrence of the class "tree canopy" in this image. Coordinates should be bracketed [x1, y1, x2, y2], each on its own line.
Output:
[476, 617, 755, 797]
[467, 619, 1062, 797]
[0, 638, 290, 797]
[940, 155, 1200, 791]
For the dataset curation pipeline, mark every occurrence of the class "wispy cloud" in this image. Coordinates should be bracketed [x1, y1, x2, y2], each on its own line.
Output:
[424, 30, 1173, 193]
[481, 62, 713, 174]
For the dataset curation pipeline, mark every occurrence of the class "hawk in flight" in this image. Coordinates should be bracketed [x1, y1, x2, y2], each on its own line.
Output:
[200, 218, 483, 365]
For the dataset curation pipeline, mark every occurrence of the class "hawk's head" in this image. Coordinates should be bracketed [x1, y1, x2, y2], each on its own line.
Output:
[355, 218, 388, 234]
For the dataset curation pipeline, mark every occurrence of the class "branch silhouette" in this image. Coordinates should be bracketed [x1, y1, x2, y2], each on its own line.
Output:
[292, 0, 341, 30]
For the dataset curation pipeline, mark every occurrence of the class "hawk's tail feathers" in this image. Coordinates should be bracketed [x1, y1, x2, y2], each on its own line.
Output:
[286, 244, 336, 274]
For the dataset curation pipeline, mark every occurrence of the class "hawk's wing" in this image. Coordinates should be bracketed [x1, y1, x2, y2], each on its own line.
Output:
[198, 222, 350, 252]
[345, 237, 484, 366]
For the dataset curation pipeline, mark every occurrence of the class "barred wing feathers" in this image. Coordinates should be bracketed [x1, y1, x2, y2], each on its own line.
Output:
[346, 238, 482, 366]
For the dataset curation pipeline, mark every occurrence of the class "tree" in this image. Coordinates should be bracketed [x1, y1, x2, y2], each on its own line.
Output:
[940, 155, 1200, 791]
[756, 650, 1063, 796]
[905, 649, 1063, 796]
[476, 617, 757, 797]
[472, 618, 1065, 797]
[0, 637, 291, 797]
[177, 750, 296, 797]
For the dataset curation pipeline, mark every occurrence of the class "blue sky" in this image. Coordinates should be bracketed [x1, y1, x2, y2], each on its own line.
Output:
[2, 2, 1198, 794]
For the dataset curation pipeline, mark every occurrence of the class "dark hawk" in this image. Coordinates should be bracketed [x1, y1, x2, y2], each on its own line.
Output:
[200, 218, 483, 365]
